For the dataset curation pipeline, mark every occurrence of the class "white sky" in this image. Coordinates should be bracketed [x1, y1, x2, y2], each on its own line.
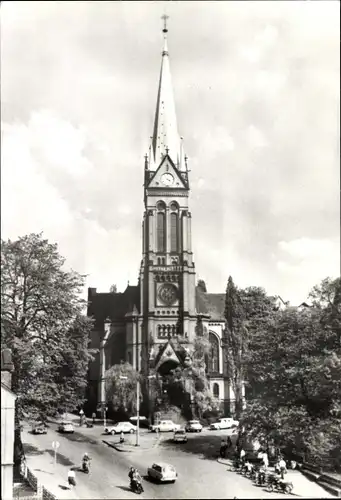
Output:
[1, 1, 340, 305]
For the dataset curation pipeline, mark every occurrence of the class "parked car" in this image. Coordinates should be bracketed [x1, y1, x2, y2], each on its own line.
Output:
[210, 417, 239, 430]
[32, 423, 47, 435]
[104, 421, 136, 435]
[147, 462, 177, 483]
[173, 429, 188, 443]
[58, 421, 74, 433]
[185, 420, 203, 432]
[129, 416, 150, 429]
[150, 420, 181, 433]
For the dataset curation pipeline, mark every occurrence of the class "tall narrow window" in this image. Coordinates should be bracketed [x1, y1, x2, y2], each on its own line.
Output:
[208, 332, 220, 373]
[157, 212, 165, 252]
[213, 383, 219, 398]
[170, 213, 178, 252]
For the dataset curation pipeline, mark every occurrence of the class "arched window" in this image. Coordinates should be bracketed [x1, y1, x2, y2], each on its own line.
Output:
[156, 201, 166, 253]
[208, 332, 220, 373]
[213, 383, 219, 398]
[170, 213, 178, 252]
[157, 212, 165, 252]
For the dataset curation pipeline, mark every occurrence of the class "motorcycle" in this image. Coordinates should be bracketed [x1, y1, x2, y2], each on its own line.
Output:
[82, 460, 90, 474]
[255, 468, 268, 486]
[130, 478, 144, 494]
[266, 475, 293, 494]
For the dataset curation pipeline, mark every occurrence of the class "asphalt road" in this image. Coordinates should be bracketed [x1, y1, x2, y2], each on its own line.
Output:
[23, 423, 322, 499]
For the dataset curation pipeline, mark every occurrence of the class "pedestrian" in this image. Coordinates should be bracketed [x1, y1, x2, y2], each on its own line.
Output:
[92, 412, 96, 425]
[67, 468, 76, 488]
[262, 451, 269, 469]
[79, 409, 84, 427]
[290, 459, 297, 470]
[120, 431, 125, 444]
[240, 448, 246, 466]
[279, 457, 287, 479]
[220, 439, 227, 458]
[227, 436, 232, 449]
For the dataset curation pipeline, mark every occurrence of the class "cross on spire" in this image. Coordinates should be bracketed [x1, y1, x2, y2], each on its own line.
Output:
[162, 14, 169, 33]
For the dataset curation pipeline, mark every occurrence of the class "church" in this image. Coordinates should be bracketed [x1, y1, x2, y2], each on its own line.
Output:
[87, 19, 237, 419]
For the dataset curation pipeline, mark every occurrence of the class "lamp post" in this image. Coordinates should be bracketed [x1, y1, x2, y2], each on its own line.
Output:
[120, 373, 155, 447]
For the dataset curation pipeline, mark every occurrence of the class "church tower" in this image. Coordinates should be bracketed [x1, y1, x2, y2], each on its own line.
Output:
[139, 17, 197, 369]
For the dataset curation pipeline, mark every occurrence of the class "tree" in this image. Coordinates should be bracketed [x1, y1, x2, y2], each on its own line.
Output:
[223, 276, 248, 419]
[242, 277, 341, 470]
[105, 362, 140, 416]
[109, 284, 117, 293]
[1, 233, 94, 464]
[197, 279, 207, 293]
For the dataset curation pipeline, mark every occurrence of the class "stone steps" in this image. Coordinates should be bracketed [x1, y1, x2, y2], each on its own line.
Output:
[302, 466, 341, 497]
[316, 480, 341, 497]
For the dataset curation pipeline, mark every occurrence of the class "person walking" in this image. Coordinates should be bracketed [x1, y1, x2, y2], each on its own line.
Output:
[240, 448, 246, 466]
[262, 451, 269, 469]
[279, 457, 287, 479]
[67, 468, 76, 488]
[220, 439, 227, 458]
[79, 409, 84, 427]
[92, 412, 96, 425]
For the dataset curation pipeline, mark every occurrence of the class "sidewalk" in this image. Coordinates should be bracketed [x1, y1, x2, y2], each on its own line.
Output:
[22, 427, 80, 500]
[103, 431, 164, 453]
[216, 457, 335, 498]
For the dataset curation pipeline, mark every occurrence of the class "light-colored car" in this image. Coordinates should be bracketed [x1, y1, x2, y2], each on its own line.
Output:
[58, 421, 74, 433]
[150, 420, 181, 433]
[32, 423, 47, 435]
[147, 462, 178, 483]
[104, 421, 136, 435]
[210, 417, 239, 430]
[173, 429, 188, 443]
[185, 420, 203, 432]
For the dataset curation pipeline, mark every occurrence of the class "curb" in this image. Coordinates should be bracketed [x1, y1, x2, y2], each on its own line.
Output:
[217, 457, 233, 466]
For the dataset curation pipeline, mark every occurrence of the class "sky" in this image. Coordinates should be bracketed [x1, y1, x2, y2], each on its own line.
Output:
[1, 0, 340, 305]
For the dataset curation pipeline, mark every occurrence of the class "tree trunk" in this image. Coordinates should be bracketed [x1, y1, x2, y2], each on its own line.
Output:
[14, 404, 24, 467]
[234, 375, 243, 420]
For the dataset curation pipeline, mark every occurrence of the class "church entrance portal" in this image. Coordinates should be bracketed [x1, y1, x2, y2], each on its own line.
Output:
[154, 357, 190, 417]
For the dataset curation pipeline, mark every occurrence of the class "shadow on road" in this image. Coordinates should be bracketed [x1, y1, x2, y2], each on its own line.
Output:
[142, 475, 156, 484]
[159, 434, 236, 461]
[33, 468, 54, 475]
[58, 484, 71, 491]
[45, 449, 74, 467]
[23, 443, 45, 456]
[117, 486, 132, 492]
[57, 430, 99, 445]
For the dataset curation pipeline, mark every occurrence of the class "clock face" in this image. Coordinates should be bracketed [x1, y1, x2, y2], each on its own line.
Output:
[158, 283, 178, 306]
[161, 173, 174, 186]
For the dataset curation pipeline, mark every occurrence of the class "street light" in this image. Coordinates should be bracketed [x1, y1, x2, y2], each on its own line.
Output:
[120, 373, 156, 447]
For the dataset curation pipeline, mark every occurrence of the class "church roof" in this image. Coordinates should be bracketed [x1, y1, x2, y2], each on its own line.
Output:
[150, 17, 185, 171]
[195, 287, 225, 322]
[87, 285, 140, 328]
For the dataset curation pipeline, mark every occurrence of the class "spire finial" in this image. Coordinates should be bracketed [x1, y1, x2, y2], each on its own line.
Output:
[162, 14, 169, 33]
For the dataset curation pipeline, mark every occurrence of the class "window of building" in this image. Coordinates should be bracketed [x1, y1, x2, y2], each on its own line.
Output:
[157, 212, 165, 252]
[170, 213, 178, 252]
[208, 332, 220, 372]
[213, 383, 219, 398]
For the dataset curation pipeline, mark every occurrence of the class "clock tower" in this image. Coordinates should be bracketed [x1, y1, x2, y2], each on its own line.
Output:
[139, 17, 197, 373]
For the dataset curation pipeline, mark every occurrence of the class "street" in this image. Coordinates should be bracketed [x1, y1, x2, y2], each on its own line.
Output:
[22, 421, 332, 499]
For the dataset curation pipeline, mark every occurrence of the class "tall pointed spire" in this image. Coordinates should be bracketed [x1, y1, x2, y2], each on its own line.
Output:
[151, 15, 182, 170]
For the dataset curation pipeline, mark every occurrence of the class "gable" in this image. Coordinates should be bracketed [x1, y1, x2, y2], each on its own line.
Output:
[147, 155, 188, 190]
[154, 341, 181, 371]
